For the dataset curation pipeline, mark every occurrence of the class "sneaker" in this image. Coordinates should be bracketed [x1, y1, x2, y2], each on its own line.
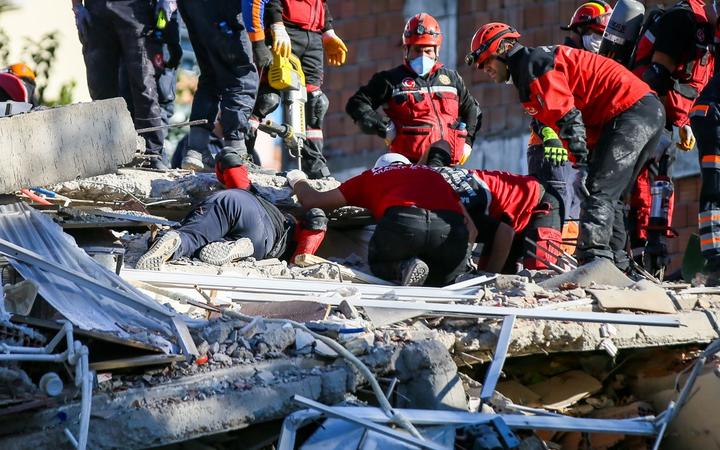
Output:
[181, 149, 206, 171]
[135, 231, 182, 270]
[198, 238, 254, 266]
[399, 258, 429, 286]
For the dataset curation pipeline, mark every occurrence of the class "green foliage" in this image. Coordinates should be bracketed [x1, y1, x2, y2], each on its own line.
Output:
[21, 32, 75, 105]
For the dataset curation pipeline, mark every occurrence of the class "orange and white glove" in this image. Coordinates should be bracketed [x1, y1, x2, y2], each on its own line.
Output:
[322, 30, 348, 66]
[677, 124, 696, 151]
[270, 23, 292, 58]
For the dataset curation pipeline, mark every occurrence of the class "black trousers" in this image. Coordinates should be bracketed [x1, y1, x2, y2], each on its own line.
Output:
[81, 0, 165, 155]
[368, 206, 469, 286]
[577, 94, 666, 266]
[175, 190, 279, 260]
[691, 101, 720, 267]
[178, 0, 258, 149]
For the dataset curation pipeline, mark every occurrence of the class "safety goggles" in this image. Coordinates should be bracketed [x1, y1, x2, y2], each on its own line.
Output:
[465, 27, 517, 67]
[404, 24, 441, 38]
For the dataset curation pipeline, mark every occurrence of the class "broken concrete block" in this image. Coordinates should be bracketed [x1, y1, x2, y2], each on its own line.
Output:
[589, 279, 676, 314]
[529, 370, 602, 411]
[3, 279, 38, 315]
[338, 299, 359, 319]
[259, 324, 296, 352]
[540, 258, 633, 290]
[0, 99, 138, 193]
[395, 339, 467, 411]
[211, 353, 232, 366]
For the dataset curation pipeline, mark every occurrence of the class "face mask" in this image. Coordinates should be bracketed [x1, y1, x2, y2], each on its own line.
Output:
[582, 33, 603, 54]
[409, 55, 435, 77]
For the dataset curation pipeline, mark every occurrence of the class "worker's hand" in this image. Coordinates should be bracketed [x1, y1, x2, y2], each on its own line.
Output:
[384, 121, 396, 146]
[73, 4, 92, 41]
[286, 169, 308, 188]
[541, 126, 568, 167]
[155, 0, 177, 24]
[322, 29, 348, 66]
[270, 23, 292, 58]
[251, 40, 273, 68]
[459, 142, 473, 165]
[677, 124, 696, 151]
[359, 115, 388, 138]
[573, 166, 590, 199]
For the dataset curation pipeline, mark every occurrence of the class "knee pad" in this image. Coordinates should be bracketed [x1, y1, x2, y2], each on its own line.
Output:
[302, 207, 328, 231]
[253, 92, 281, 119]
[306, 90, 329, 128]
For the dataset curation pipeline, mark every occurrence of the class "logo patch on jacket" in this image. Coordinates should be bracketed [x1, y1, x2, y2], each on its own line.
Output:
[401, 78, 416, 90]
[438, 74, 451, 85]
[524, 105, 538, 115]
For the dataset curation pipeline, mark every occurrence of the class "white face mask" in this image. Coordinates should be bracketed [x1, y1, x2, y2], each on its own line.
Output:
[409, 55, 435, 77]
[582, 33, 603, 54]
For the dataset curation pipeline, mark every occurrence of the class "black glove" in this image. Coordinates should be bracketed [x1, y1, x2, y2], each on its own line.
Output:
[252, 40, 273, 68]
[162, 16, 182, 69]
[165, 42, 182, 69]
[359, 114, 387, 137]
[573, 166, 590, 199]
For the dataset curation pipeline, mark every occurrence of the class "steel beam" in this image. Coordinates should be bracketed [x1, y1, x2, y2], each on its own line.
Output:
[480, 315, 516, 402]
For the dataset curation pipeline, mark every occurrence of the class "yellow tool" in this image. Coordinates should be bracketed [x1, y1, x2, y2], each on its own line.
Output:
[267, 53, 307, 170]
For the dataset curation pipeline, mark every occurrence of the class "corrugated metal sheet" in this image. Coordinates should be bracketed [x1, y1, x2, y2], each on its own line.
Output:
[0, 202, 176, 353]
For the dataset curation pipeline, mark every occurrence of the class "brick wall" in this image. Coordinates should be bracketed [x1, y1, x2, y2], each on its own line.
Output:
[669, 175, 701, 274]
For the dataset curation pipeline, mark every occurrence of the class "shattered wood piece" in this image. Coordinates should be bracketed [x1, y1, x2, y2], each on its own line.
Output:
[540, 258, 634, 290]
[363, 306, 425, 327]
[496, 380, 542, 406]
[236, 300, 328, 322]
[528, 370, 602, 411]
[588, 280, 676, 314]
[294, 253, 394, 285]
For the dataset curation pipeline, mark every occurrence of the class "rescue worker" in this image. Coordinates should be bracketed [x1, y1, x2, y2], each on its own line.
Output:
[136, 165, 327, 270]
[178, 0, 259, 177]
[627, 0, 716, 269]
[526, 2, 613, 252]
[426, 143, 564, 273]
[4, 63, 38, 106]
[0, 68, 36, 106]
[345, 13, 481, 166]
[242, 0, 348, 179]
[72, 0, 168, 170]
[287, 156, 475, 286]
[466, 23, 665, 270]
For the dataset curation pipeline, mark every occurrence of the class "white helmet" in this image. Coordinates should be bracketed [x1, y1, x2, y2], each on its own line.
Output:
[374, 152, 411, 169]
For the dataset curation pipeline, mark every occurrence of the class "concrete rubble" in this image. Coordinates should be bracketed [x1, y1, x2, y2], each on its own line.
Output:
[1, 163, 719, 450]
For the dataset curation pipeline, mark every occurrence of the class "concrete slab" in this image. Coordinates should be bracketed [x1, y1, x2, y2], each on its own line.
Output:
[0, 99, 137, 193]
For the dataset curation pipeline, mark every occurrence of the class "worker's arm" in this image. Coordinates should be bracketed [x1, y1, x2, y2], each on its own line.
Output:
[292, 180, 348, 211]
[321, 0, 333, 33]
[346, 71, 394, 136]
[485, 222, 515, 273]
[456, 73, 482, 145]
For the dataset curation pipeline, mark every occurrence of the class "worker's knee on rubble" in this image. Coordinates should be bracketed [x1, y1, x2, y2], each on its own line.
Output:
[306, 90, 329, 128]
[523, 227, 562, 270]
[426, 140, 452, 167]
[302, 208, 328, 231]
[253, 92, 281, 119]
[188, 126, 212, 151]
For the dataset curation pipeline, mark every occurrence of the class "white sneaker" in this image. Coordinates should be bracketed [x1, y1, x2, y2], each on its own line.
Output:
[135, 231, 182, 270]
[198, 238, 254, 266]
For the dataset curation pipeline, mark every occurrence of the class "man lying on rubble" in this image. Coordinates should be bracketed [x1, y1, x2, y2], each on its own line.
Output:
[135, 165, 327, 270]
[466, 23, 665, 272]
[287, 155, 476, 287]
[427, 142, 564, 273]
[345, 13, 481, 166]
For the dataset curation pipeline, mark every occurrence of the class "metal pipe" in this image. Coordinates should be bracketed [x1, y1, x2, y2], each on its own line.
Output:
[135, 119, 208, 134]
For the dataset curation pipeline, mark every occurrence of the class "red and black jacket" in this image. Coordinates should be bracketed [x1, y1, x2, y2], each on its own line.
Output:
[257, 0, 332, 34]
[631, 0, 714, 127]
[507, 44, 650, 166]
[346, 64, 482, 164]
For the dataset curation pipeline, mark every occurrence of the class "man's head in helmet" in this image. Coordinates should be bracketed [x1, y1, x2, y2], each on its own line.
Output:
[466, 23, 521, 84]
[561, 1, 613, 53]
[402, 13, 442, 77]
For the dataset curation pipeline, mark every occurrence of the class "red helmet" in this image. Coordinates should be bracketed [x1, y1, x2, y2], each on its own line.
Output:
[402, 13, 442, 47]
[562, 1, 613, 34]
[0, 73, 28, 102]
[466, 22, 521, 68]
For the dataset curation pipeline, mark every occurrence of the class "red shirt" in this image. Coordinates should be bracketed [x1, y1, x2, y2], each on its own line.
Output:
[339, 165, 463, 220]
[470, 170, 542, 233]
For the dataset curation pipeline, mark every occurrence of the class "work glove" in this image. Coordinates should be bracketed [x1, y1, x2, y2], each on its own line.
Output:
[359, 114, 388, 138]
[155, 0, 177, 27]
[286, 169, 308, 188]
[322, 29, 348, 66]
[384, 121, 396, 146]
[73, 4, 92, 41]
[573, 166, 590, 199]
[677, 124, 696, 151]
[251, 40, 273, 68]
[165, 41, 183, 69]
[459, 143, 473, 165]
[541, 126, 568, 167]
[270, 23, 292, 58]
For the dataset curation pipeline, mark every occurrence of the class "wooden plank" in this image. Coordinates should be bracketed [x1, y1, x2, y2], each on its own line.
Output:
[89, 354, 185, 371]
